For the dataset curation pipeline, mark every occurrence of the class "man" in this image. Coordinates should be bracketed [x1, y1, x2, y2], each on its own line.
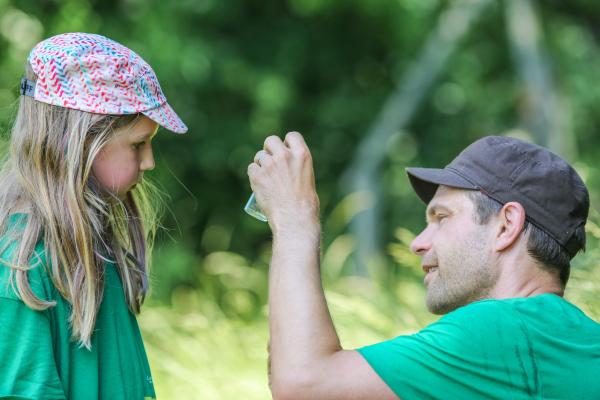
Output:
[247, 134, 600, 399]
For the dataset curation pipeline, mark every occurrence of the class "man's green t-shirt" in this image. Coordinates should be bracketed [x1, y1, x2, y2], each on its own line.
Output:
[358, 294, 600, 399]
[0, 214, 155, 400]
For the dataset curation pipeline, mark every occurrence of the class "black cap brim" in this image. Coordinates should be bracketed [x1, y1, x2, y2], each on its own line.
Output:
[406, 167, 479, 204]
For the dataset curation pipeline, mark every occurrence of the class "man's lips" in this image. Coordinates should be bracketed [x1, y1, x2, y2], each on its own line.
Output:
[423, 264, 438, 285]
[422, 264, 439, 274]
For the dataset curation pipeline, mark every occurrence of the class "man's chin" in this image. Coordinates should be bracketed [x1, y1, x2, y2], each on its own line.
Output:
[426, 304, 453, 315]
[426, 293, 464, 315]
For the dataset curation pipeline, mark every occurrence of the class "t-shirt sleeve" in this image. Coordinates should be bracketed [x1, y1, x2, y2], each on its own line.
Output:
[357, 301, 534, 400]
[0, 298, 65, 399]
[0, 261, 65, 399]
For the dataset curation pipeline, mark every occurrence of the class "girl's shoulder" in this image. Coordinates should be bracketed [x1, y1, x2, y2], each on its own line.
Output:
[0, 214, 55, 303]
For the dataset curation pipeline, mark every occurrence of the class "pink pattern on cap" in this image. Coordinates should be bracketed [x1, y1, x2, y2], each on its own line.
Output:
[28, 32, 187, 134]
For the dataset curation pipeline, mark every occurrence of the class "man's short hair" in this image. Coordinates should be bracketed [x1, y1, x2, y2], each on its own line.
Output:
[467, 191, 584, 286]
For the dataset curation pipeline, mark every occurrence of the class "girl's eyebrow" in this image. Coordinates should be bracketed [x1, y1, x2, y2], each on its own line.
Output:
[137, 128, 158, 140]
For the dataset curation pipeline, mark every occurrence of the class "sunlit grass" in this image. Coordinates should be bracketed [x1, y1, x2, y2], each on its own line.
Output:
[140, 302, 270, 399]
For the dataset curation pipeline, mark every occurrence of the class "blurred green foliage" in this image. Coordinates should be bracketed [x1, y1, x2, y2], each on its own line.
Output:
[1, 0, 600, 398]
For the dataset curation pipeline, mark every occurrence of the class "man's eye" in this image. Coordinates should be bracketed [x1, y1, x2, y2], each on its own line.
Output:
[132, 142, 144, 149]
[437, 214, 448, 222]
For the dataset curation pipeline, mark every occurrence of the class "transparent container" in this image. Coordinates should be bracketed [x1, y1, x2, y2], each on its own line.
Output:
[244, 193, 267, 222]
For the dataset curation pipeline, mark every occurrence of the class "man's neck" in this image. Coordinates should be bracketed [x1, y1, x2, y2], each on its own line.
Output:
[489, 257, 564, 299]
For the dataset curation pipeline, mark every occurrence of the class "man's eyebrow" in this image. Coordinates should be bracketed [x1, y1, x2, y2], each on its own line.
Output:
[426, 204, 452, 219]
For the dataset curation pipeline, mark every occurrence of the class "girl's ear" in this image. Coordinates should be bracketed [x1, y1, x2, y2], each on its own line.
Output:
[493, 201, 527, 252]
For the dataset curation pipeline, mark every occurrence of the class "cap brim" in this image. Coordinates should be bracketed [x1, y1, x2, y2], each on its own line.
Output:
[405, 167, 478, 204]
[143, 101, 188, 134]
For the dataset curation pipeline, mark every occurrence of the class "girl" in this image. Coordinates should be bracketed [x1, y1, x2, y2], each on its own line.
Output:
[0, 32, 187, 399]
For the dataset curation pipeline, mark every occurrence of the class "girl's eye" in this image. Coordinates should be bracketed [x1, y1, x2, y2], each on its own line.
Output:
[437, 214, 448, 223]
[132, 142, 144, 150]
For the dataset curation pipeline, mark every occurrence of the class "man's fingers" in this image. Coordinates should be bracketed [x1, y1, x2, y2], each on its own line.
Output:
[247, 162, 260, 177]
[284, 131, 308, 153]
[264, 135, 287, 156]
[254, 150, 268, 166]
[284, 131, 312, 163]
[253, 132, 309, 171]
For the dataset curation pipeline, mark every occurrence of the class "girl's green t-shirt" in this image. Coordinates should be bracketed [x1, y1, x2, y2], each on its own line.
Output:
[0, 214, 155, 400]
[359, 293, 600, 399]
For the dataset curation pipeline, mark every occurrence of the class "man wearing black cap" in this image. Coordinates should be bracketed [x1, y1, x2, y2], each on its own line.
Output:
[248, 133, 600, 400]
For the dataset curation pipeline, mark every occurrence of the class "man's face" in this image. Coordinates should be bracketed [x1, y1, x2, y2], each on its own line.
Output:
[410, 186, 500, 314]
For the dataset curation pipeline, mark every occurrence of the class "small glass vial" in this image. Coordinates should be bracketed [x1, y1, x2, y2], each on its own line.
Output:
[244, 193, 267, 222]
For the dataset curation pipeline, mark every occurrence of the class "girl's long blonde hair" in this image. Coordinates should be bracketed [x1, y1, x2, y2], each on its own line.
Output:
[0, 66, 162, 349]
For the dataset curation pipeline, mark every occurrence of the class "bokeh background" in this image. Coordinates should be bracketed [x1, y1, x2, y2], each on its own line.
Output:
[1, 0, 600, 398]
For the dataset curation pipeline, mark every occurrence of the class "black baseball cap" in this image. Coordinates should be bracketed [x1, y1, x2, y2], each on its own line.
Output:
[406, 135, 589, 258]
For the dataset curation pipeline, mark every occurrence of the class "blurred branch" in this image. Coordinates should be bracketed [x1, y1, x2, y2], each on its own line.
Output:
[342, 0, 493, 275]
[504, 0, 577, 159]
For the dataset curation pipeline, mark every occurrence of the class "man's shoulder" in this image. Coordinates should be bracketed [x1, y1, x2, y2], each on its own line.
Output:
[420, 296, 553, 340]
[442, 294, 568, 320]
[435, 297, 517, 326]
[432, 294, 600, 338]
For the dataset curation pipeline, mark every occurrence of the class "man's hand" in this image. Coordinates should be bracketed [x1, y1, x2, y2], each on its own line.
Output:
[247, 132, 320, 233]
[247, 132, 398, 400]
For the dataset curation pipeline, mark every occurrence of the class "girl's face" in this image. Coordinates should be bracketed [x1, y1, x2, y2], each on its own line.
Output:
[92, 116, 158, 199]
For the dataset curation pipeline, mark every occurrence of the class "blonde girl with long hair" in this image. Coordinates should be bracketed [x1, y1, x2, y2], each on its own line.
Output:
[0, 33, 187, 399]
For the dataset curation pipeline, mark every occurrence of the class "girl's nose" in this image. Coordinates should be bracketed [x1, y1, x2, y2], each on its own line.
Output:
[410, 225, 433, 256]
[140, 145, 155, 171]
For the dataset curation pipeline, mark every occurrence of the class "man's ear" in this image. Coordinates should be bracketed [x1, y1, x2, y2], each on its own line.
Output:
[494, 201, 527, 252]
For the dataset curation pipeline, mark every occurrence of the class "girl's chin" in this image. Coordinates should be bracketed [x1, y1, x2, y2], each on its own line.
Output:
[105, 189, 129, 202]
[118, 190, 132, 200]
[118, 184, 138, 199]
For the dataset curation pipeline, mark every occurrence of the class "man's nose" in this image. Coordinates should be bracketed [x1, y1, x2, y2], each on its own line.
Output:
[410, 225, 433, 256]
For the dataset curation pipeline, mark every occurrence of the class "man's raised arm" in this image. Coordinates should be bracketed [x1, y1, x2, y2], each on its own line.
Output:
[248, 132, 398, 400]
